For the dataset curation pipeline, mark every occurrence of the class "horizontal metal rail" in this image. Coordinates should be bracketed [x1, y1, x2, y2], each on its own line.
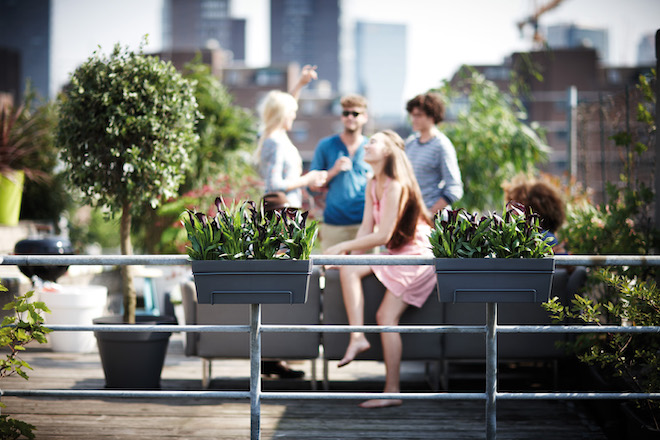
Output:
[1, 254, 659, 440]
[40, 323, 660, 334]
[3, 254, 660, 266]
[3, 388, 659, 401]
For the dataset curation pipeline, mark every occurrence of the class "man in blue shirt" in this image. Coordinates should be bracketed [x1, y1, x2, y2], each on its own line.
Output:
[309, 95, 371, 250]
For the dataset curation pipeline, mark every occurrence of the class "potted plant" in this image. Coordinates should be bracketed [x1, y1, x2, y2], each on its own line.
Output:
[545, 270, 660, 437]
[55, 40, 199, 388]
[182, 197, 318, 304]
[430, 202, 555, 303]
[0, 283, 51, 439]
[0, 90, 53, 226]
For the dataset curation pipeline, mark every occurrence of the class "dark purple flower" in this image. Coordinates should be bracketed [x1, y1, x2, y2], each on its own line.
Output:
[195, 212, 207, 227]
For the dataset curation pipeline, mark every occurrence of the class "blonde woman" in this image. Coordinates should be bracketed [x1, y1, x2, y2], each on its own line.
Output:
[256, 65, 327, 208]
[255, 65, 327, 379]
[325, 130, 437, 408]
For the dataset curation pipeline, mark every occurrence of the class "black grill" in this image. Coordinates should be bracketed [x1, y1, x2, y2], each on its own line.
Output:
[14, 237, 74, 282]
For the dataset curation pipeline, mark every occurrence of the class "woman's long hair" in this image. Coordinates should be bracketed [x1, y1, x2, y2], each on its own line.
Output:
[379, 129, 432, 249]
[254, 90, 298, 163]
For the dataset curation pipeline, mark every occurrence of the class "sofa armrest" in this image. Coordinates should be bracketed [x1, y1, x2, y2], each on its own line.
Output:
[180, 281, 199, 356]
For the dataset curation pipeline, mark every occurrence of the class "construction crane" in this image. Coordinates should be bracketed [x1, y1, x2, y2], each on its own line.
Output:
[517, 0, 565, 49]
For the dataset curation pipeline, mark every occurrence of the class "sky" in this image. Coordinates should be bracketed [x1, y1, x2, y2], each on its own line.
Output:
[50, 0, 660, 100]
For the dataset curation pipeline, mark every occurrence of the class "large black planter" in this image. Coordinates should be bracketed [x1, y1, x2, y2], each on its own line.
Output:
[192, 259, 313, 304]
[621, 402, 660, 439]
[93, 315, 175, 389]
[435, 258, 555, 303]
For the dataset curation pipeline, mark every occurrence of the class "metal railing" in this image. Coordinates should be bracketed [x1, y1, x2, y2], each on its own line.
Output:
[1, 254, 660, 440]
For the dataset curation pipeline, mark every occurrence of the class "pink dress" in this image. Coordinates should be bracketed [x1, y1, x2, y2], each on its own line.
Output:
[370, 178, 438, 308]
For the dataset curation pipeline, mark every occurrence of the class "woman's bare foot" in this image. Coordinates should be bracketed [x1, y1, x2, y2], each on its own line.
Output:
[337, 337, 370, 367]
[359, 398, 403, 409]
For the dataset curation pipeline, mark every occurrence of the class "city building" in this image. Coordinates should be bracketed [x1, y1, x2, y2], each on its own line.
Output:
[355, 21, 407, 122]
[164, 0, 246, 62]
[156, 48, 339, 162]
[0, 0, 51, 102]
[453, 45, 654, 204]
[637, 32, 655, 65]
[270, 0, 340, 92]
[546, 23, 609, 62]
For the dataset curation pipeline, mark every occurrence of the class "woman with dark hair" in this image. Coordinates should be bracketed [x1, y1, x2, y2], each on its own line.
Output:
[503, 175, 566, 251]
[325, 130, 437, 408]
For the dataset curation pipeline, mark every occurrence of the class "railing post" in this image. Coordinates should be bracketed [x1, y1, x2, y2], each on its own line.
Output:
[486, 302, 497, 440]
[566, 86, 578, 180]
[250, 303, 262, 440]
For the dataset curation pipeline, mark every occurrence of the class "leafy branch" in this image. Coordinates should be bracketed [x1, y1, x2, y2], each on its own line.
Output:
[0, 284, 52, 439]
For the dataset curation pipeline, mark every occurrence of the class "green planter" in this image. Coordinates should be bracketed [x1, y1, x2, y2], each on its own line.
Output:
[0, 170, 24, 226]
[435, 258, 555, 303]
[192, 259, 313, 304]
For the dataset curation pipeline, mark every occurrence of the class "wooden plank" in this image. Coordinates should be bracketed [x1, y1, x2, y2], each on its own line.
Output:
[0, 339, 607, 439]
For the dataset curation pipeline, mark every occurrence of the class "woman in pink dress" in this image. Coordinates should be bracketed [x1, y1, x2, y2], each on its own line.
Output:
[325, 130, 437, 408]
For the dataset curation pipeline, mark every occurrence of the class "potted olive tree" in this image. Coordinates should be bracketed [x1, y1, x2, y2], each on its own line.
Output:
[56, 41, 199, 388]
[430, 203, 555, 303]
[183, 197, 318, 304]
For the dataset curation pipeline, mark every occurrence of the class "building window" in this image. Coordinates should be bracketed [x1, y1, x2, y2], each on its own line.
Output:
[291, 121, 310, 143]
[255, 69, 284, 86]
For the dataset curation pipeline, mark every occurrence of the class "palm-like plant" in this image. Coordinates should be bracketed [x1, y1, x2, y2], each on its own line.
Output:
[0, 100, 50, 182]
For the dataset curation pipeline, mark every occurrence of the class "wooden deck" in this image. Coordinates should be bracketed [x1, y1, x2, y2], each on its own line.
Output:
[1, 335, 608, 439]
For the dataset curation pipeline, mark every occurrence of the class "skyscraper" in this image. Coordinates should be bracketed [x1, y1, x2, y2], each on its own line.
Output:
[0, 0, 51, 101]
[355, 21, 406, 119]
[270, 0, 340, 91]
[165, 0, 246, 61]
[547, 24, 609, 63]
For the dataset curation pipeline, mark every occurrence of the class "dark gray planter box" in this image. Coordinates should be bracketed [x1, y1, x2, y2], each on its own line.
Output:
[192, 259, 313, 304]
[435, 258, 555, 303]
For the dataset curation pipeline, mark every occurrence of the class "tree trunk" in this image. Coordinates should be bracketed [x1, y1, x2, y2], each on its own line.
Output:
[120, 202, 136, 324]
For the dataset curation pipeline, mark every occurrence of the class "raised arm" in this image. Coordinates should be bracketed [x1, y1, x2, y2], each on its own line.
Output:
[289, 64, 318, 101]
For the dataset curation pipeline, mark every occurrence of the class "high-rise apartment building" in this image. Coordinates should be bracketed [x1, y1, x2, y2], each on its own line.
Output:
[270, 0, 340, 91]
[547, 24, 609, 62]
[165, 0, 246, 62]
[636, 33, 655, 66]
[355, 21, 406, 119]
[0, 0, 51, 101]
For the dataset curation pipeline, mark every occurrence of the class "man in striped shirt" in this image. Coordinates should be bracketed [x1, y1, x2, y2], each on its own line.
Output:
[405, 93, 463, 216]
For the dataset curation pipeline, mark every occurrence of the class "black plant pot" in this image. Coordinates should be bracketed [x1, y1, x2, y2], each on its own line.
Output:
[93, 315, 176, 389]
[435, 258, 555, 303]
[192, 259, 313, 304]
[621, 401, 660, 439]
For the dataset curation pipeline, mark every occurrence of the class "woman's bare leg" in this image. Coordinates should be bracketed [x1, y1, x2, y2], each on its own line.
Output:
[337, 265, 373, 367]
[360, 290, 408, 408]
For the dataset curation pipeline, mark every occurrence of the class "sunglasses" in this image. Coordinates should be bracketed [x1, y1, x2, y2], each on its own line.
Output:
[342, 110, 362, 117]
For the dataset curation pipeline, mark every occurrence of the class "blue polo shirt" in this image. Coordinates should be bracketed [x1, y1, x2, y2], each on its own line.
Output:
[310, 134, 371, 225]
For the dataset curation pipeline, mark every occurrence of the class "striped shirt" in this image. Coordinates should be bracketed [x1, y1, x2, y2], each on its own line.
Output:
[405, 130, 463, 209]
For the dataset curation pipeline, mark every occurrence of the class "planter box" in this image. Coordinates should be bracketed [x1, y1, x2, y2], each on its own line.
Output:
[192, 259, 313, 304]
[435, 258, 555, 303]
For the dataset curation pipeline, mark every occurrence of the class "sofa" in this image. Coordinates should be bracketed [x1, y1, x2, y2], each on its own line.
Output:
[180, 271, 322, 389]
[180, 264, 586, 389]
